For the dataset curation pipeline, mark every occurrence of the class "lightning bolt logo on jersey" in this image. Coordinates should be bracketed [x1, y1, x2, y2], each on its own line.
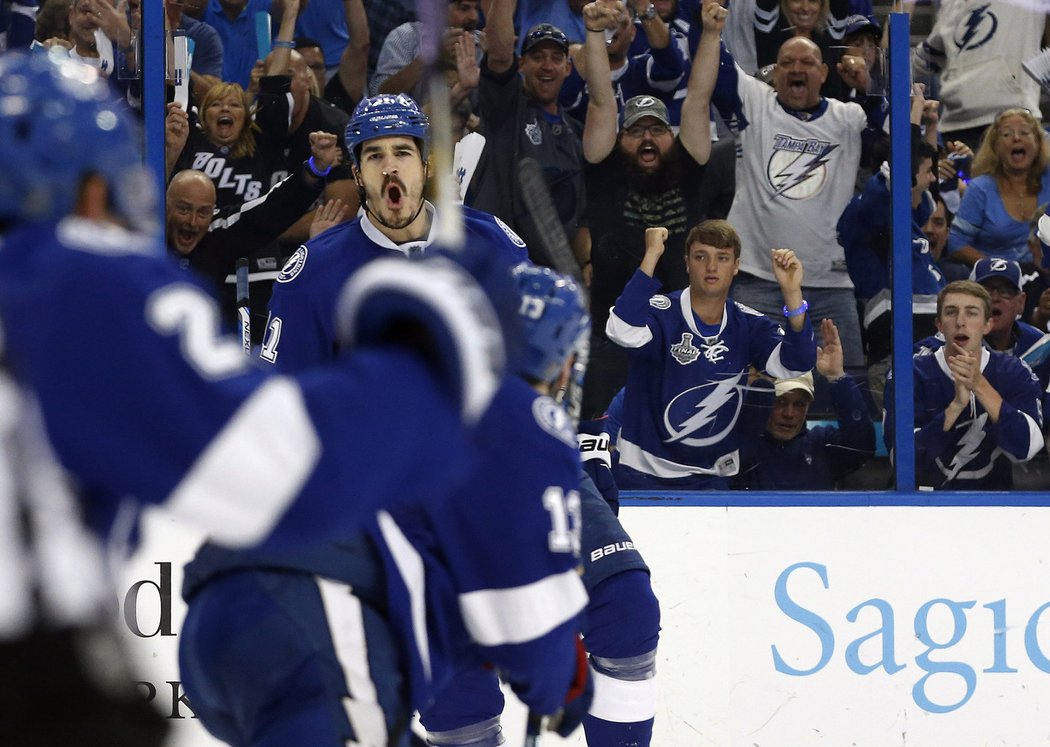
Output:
[664, 377, 744, 446]
[954, 5, 997, 51]
[768, 137, 839, 199]
[939, 413, 994, 483]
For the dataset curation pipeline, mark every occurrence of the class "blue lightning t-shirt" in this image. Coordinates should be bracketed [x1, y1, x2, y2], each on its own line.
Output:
[607, 269, 815, 486]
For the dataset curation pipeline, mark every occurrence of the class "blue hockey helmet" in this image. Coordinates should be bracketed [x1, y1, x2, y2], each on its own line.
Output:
[512, 264, 590, 383]
[345, 93, 430, 168]
[0, 53, 157, 232]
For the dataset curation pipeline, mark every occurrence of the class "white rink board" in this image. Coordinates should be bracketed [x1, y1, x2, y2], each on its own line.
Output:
[119, 506, 1050, 747]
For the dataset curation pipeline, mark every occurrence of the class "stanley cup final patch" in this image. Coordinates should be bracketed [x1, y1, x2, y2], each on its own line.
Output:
[670, 333, 700, 365]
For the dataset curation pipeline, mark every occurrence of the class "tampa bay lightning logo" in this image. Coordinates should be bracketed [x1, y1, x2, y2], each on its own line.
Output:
[767, 136, 838, 200]
[276, 245, 307, 283]
[532, 396, 577, 448]
[663, 378, 743, 447]
[954, 5, 996, 51]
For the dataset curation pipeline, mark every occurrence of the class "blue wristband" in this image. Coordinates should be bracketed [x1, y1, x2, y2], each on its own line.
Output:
[273, 40, 295, 48]
[307, 156, 332, 178]
[782, 299, 809, 318]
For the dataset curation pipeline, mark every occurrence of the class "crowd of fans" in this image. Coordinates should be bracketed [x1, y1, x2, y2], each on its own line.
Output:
[3, 0, 1050, 491]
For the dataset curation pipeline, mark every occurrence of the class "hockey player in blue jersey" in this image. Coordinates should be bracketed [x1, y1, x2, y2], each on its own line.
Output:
[419, 265, 662, 747]
[179, 259, 595, 745]
[885, 280, 1044, 490]
[0, 52, 506, 551]
[607, 220, 817, 489]
[0, 52, 510, 744]
[260, 92, 528, 369]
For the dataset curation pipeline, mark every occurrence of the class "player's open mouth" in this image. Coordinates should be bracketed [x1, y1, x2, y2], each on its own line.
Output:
[788, 78, 807, 95]
[953, 334, 970, 345]
[385, 183, 404, 208]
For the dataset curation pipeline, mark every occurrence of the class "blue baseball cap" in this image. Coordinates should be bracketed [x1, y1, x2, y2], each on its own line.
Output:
[970, 257, 1023, 291]
[841, 14, 882, 42]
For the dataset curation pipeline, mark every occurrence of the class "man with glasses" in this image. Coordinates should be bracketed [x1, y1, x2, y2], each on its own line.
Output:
[575, 0, 734, 417]
[464, 1, 586, 267]
[165, 132, 339, 340]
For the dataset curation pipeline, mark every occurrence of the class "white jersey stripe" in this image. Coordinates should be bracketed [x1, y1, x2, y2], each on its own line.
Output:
[459, 568, 587, 647]
[376, 511, 431, 680]
[606, 309, 654, 348]
[618, 436, 741, 479]
[164, 376, 321, 547]
[315, 578, 389, 747]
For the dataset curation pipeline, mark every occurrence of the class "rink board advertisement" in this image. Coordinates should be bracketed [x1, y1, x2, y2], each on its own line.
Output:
[119, 505, 1050, 747]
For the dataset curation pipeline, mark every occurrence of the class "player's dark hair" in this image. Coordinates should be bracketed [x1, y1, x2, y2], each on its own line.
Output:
[685, 219, 741, 259]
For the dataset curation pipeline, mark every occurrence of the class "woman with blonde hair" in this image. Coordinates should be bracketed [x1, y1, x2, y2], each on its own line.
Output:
[166, 81, 275, 210]
[947, 107, 1050, 266]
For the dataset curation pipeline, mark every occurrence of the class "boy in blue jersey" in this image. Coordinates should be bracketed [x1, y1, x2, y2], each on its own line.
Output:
[419, 266, 662, 747]
[885, 280, 1044, 489]
[0, 53, 507, 744]
[260, 92, 528, 369]
[607, 220, 816, 489]
[914, 258, 1050, 414]
[180, 261, 595, 746]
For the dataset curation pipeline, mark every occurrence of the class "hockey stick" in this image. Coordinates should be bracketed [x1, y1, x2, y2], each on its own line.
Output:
[417, 0, 464, 248]
[236, 258, 251, 355]
[524, 712, 548, 746]
[517, 156, 584, 284]
[518, 156, 592, 421]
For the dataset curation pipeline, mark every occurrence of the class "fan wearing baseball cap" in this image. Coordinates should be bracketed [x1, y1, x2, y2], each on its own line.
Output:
[915, 257, 1050, 412]
[734, 318, 875, 490]
[886, 280, 1044, 490]
[464, 2, 586, 267]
